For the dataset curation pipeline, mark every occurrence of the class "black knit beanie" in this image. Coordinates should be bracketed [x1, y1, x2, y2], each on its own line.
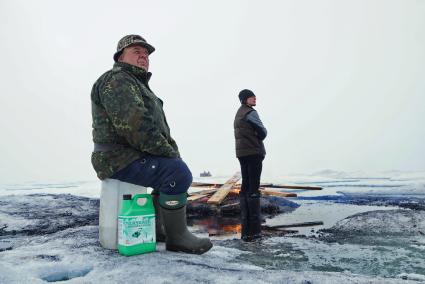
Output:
[238, 89, 255, 104]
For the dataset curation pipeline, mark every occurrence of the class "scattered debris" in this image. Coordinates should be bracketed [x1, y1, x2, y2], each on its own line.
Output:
[186, 172, 321, 218]
[191, 172, 315, 207]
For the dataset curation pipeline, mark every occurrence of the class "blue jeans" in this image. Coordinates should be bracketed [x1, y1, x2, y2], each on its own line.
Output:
[111, 155, 193, 195]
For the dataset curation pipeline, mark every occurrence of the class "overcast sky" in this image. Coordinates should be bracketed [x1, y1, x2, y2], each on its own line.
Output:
[1, 0, 424, 183]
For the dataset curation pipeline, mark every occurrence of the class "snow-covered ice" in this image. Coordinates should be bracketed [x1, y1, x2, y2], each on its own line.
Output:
[1, 170, 424, 283]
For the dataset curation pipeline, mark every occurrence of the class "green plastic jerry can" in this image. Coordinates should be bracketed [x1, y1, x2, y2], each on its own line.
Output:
[118, 194, 156, 256]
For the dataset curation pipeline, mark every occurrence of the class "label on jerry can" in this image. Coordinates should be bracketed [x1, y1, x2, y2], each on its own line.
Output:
[118, 214, 155, 246]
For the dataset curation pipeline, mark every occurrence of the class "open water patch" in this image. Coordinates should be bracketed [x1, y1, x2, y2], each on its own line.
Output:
[0, 240, 13, 252]
[39, 264, 93, 282]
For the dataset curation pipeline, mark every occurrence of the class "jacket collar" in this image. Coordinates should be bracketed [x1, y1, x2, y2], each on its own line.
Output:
[241, 104, 254, 110]
[113, 62, 152, 83]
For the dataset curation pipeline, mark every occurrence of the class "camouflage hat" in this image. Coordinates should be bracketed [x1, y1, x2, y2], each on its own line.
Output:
[113, 34, 155, 62]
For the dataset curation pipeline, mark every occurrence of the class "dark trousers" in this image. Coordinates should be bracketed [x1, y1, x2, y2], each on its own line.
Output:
[111, 155, 192, 196]
[238, 154, 264, 240]
[238, 154, 264, 198]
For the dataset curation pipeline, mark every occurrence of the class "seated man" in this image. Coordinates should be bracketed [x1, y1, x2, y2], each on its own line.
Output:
[91, 34, 212, 254]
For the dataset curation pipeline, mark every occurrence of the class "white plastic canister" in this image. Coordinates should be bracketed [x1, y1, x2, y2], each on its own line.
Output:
[99, 179, 147, 250]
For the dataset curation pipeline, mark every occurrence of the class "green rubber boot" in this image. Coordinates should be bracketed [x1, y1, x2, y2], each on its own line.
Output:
[159, 193, 213, 254]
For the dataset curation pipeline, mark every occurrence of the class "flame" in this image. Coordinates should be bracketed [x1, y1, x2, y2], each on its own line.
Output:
[192, 218, 242, 235]
[221, 224, 241, 233]
[230, 184, 241, 194]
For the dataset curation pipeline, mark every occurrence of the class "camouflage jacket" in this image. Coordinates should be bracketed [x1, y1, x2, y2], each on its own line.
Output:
[91, 62, 180, 180]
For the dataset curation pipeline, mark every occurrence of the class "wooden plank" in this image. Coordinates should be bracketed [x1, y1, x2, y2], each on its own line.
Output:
[207, 172, 241, 205]
[187, 194, 208, 202]
[207, 190, 232, 205]
[264, 221, 324, 229]
[219, 202, 239, 211]
[192, 181, 322, 190]
[191, 182, 220, 187]
[189, 188, 218, 196]
[261, 226, 299, 234]
[260, 190, 297, 198]
[262, 184, 322, 190]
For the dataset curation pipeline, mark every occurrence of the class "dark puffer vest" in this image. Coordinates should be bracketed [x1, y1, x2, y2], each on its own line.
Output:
[234, 105, 266, 158]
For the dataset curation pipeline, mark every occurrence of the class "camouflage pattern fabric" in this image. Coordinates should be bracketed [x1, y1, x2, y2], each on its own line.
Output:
[91, 62, 180, 179]
[113, 35, 155, 61]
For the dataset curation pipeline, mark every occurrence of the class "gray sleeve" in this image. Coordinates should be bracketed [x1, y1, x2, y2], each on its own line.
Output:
[245, 110, 267, 140]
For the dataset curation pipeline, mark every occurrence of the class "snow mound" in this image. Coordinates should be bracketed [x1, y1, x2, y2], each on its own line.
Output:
[327, 209, 425, 236]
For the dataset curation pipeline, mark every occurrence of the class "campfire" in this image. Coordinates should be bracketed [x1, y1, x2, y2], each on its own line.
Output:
[186, 172, 325, 236]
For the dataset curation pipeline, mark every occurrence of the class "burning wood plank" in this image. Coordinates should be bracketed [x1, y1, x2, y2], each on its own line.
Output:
[207, 172, 241, 205]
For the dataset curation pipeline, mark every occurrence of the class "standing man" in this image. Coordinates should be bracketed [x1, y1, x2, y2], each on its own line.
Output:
[234, 89, 267, 242]
[91, 34, 212, 254]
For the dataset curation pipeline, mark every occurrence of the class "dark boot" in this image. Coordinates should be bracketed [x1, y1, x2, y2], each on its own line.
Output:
[152, 194, 166, 242]
[239, 195, 251, 242]
[247, 196, 262, 241]
[160, 205, 213, 254]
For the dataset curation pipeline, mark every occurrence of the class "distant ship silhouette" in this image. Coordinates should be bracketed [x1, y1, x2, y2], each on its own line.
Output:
[200, 170, 212, 177]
